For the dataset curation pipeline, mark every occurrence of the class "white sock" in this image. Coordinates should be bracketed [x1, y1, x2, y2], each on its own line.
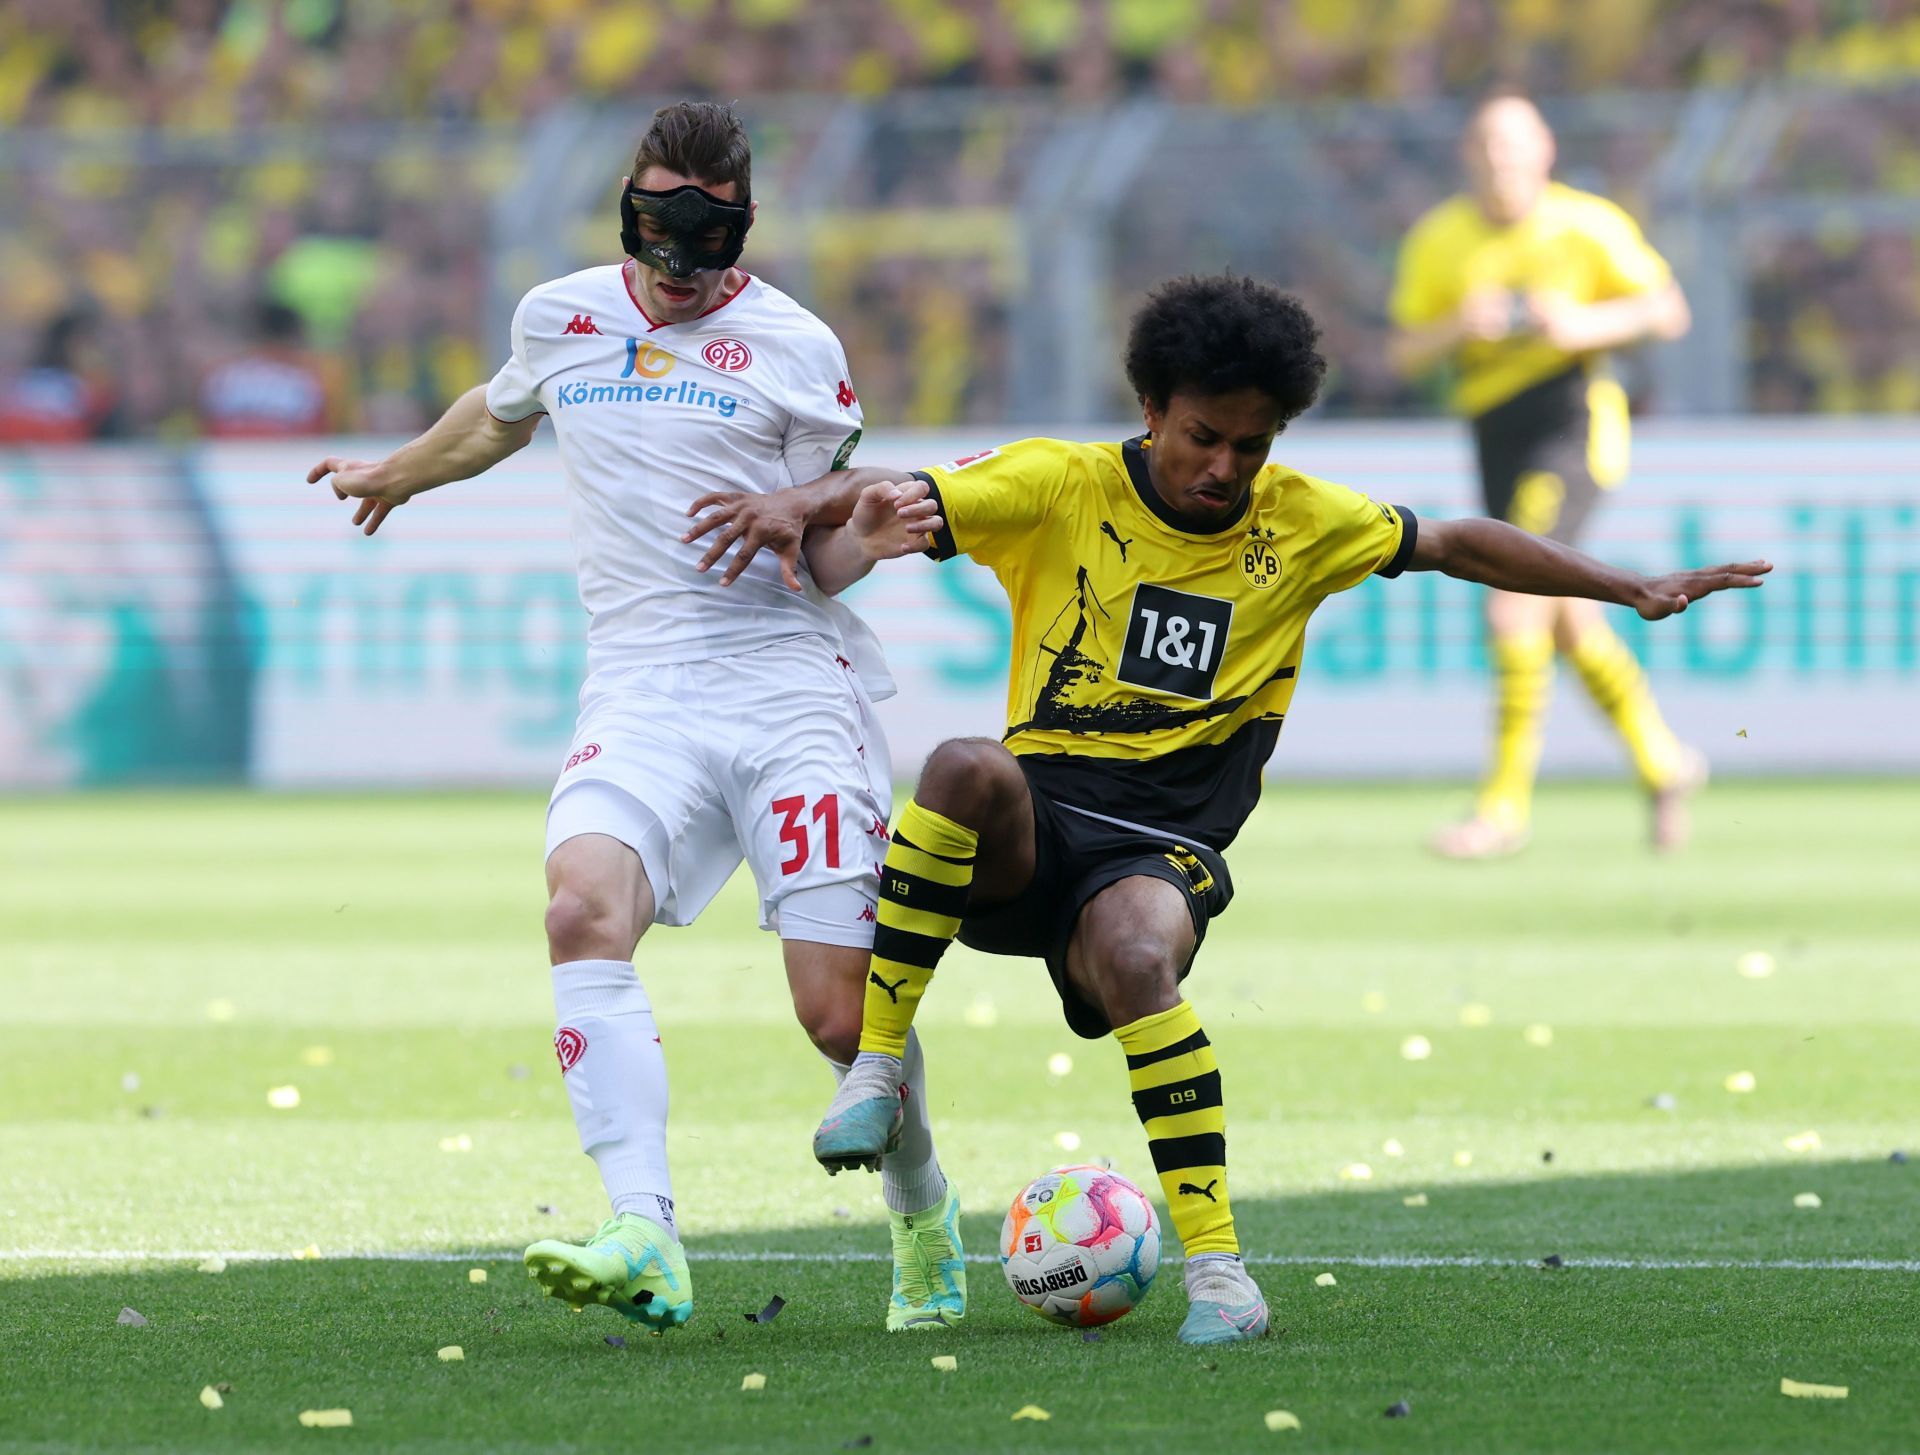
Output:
[551, 959, 677, 1239]
[826, 1028, 947, 1215]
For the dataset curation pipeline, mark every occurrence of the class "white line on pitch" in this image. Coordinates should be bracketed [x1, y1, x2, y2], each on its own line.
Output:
[4, 1249, 1917, 1273]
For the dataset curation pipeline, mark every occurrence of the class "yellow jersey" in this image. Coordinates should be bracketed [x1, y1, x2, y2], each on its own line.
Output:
[916, 435, 1414, 849]
[1389, 182, 1671, 418]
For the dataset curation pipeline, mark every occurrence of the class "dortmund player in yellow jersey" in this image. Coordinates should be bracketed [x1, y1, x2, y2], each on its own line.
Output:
[688, 274, 1765, 1347]
[1390, 90, 1703, 858]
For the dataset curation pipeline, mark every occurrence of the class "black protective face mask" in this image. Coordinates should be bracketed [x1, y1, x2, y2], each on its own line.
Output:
[620, 183, 751, 279]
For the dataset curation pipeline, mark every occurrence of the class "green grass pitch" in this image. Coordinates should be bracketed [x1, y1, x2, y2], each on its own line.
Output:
[3, 780, 1917, 1453]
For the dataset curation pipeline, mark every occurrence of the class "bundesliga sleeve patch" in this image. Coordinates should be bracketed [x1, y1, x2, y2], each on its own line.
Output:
[943, 448, 997, 471]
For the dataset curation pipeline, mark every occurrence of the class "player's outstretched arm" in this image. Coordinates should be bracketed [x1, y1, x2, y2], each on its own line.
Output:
[1410, 516, 1770, 620]
[802, 481, 943, 596]
[684, 467, 910, 589]
[307, 385, 541, 536]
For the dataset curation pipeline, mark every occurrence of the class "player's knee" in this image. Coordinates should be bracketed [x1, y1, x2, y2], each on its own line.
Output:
[1094, 936, 1184, 1024]
[544, 885, 628, 962]
[795, 997, 862, 1065]
[916, 737, 1019, 822]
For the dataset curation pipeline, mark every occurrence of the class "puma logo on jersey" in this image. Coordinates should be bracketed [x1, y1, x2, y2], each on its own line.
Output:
[869, 971, 908, 1002]
[563, 314, 601, 336]
[1100, 521, 1132, 561]
[1178, 1178, 1220, 1202]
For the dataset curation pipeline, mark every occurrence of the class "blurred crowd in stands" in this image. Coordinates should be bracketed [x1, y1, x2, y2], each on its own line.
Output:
[3, 0, 1919, 438]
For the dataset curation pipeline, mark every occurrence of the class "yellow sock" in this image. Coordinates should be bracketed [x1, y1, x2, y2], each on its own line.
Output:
[1117, 1001, 1236, 1257]
[857, 800, 977, 1058]
[1476, 630, 1554, 829]
[1567, 625, 1681, 789]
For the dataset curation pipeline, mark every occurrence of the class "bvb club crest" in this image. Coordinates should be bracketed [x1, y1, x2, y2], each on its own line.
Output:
[1241, 525, 1281, 590]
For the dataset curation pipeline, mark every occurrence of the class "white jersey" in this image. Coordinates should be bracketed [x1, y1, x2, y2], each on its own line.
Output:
[485, 263, 890, 693]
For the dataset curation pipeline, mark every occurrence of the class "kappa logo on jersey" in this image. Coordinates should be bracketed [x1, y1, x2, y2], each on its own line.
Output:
[563, 314, 601, 336]
[835, 379, 857, 408]
[866, 815, 890, 841]
[702, 337, 752, 372]
[945, 448, 997, 471]
[554, 1026, 588, 1072]
[856, 903, 877, 923]
[564, 742, 601, 772]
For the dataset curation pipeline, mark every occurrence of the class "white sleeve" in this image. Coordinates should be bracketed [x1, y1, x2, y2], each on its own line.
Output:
[485, 293, 545, 422]
[781, 331, 864, 482]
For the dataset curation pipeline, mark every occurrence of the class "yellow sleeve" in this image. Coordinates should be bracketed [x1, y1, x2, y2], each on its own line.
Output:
[1388, 211, 1458, 329]
[1578, 196, 1672, 299]
[916, 437, 1072, 567]
[1297, 476, 1419, 595]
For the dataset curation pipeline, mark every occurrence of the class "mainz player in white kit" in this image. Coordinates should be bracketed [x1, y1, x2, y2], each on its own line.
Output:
[308, 102, 965, 1334]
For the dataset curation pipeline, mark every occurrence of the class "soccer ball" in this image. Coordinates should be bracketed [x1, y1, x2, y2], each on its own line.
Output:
[1000, 1164, 1160, 1327]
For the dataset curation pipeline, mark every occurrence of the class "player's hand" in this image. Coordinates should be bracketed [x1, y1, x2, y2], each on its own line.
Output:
[684, 489, 810, 590]
[309, 456, 411, 537]
[1634, 560, 1772, 620]
[1525, 291, 1591, 351]
[848, 480, 942, 561]
[1459, 288, 1515, 343]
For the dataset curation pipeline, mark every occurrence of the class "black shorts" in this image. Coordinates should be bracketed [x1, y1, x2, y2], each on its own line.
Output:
[954, 765, 1234, 1040]
[1472, 366, 1618, 546]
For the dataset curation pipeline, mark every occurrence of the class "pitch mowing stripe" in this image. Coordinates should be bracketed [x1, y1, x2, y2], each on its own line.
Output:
[4, 1249, 1918, 1273]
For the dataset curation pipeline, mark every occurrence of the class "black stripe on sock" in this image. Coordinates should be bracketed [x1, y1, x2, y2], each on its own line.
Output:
[872, 923, 951, 970]
[879, 868, 970, 921]
[1148, 1131, 1227, 1176]
[1131, 1070, 1223, 1124]
[892, 825, 974, 867]
[1124, 1029, 1211, 1070]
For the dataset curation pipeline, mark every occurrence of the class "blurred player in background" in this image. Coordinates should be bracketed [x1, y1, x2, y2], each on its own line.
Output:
[697, 274, 1767, 1346]
[1389, 90, 1703, 858]
[309, 102, 964, 1335]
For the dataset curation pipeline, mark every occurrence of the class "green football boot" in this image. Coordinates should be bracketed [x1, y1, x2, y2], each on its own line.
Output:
[524, 1212, 692, 1330]
[887, 1184, 966, 1331]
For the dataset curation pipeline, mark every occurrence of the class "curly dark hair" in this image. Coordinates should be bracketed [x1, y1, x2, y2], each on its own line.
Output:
[1123, 274, 1326, 425]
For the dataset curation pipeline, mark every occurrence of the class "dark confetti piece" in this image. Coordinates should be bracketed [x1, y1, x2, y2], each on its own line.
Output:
[1542, 1150, 1554, 1163]
[1384, 1400, 1412, 1418]
[746, 1295, 787, 1324]
[1892, 1150, 1908, 1164]
[1080, 1330, 1102, 1344]
[1542, 1253, 1564, 1268]
[535, 1203, 556, 1215]
[604, 1335, 625, 1348]
[841, 1438, 874, 1450]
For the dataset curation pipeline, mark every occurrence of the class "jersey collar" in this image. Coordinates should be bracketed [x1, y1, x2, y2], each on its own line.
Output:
[1123, 435, 1252, 536]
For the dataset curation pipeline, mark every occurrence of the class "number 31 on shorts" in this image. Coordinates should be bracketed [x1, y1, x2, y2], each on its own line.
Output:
[770, 793, 841, 876]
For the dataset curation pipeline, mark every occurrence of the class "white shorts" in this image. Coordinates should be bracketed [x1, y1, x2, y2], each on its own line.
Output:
[545, 636, 892, 948]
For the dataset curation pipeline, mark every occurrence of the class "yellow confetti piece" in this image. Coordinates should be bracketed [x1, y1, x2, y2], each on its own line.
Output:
[438, 1134, 474, 1153]
[1780, 1378, 1847, 1399]
[1794, 1192, 1822, 1209]
[1011, 1406, 1051, 1421]
[1523, 1023, 1554, 1048]
[1361, 991, 1386, 1014]
[1046, 1053, 1073, 1077]
[291, 1244, 322, 1261]
[198, 1257, 227, 1274]
[1453, 1150, 1474, 1168]
[1381, 1138, 1405, 1157]
[437, 1345, 464, 1362]
[1736, 951, 1775, 980]
[963, 996, 999, 1028]
[1784, 1130, 1821, 1153]
[199, 1386, 224, 1410]
[931, 1355, 957, 1372]
[1458, 1002, 1492, 1028]
[1264, 1410, 1302, 1433]
[1403, 1193, 1429, 1207]
[206, 999, 236, 1023]
[1400, 1035, 1432, 1061]
[1340, 1162, 1373, 1181]
[1314, 1272, 1337, 1287]
[297, 1410, 353, 1428]
[740, 1373, 766, 1392]
[300, 1045, 335, 1067]
[1724, 1071, 1757, 1094]
[266, 1085, 300, 1110]
[467, 1269, 488, 1284]
[1053, 1131, 1081, 1152]
[1736, 728, 1748, 738]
